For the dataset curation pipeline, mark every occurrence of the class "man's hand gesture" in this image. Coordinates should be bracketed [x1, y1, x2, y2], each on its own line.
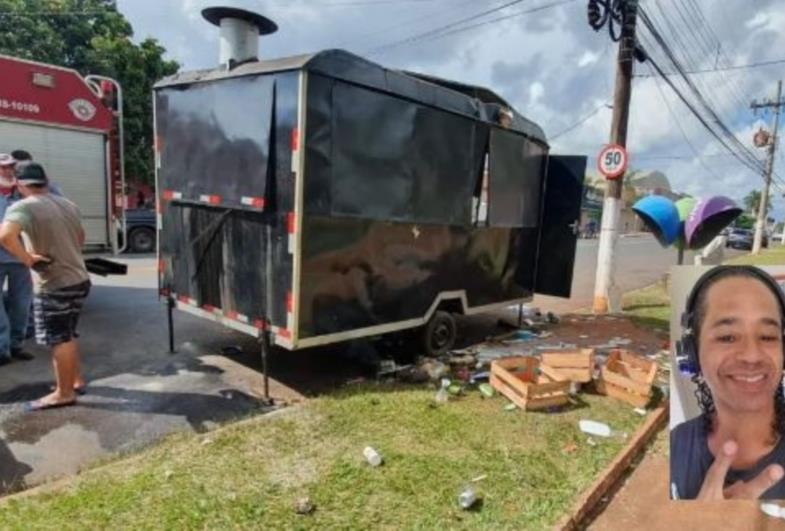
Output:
[697, 440, 785, 500]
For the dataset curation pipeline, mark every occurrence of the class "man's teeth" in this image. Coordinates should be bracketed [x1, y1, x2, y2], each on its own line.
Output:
[730, 375, 765, 383]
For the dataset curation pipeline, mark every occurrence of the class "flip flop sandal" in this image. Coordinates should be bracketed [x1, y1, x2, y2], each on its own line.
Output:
[26, 399, 77, 412]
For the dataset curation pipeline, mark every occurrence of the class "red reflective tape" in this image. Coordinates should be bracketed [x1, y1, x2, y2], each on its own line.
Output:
[286, 292, 293, 313]
[253, 319, 267, 330]
[200, 194, 222, 205]
[177, 295, 189, 303]
[162, 190, 175, 200]
[241, 196, 265, 208]
[278, 328, 291, 339]
[202, 304, 217, 313]
[287, 212, 296, 234]
[290, 127, 299, 152]
[225, 310, 239, 320]
[158, 259, 165, 273]
[154, 135, 162, 153]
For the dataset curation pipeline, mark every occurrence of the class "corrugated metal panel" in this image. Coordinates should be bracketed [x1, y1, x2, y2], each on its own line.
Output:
[0, 120, 108, 246]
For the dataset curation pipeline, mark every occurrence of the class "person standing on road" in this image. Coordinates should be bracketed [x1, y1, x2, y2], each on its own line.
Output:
[0, 154, 34, 366]
[0, 161, 89, 409]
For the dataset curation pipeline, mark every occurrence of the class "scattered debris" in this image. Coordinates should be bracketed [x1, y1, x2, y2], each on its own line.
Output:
[449, 354, 478, 367]
[633, 407, 648, 416]
[220, 345, 243, 357]
[458, 485, 479, 510]
[470, 371, 490, 384]
[579, 419, 612, 438]
[294, 497, 315, 515]
[377, 360, 413, 377]
[200, 437, 213, 446]
[562, 442, 578, 454]
[447, 383, 463, 396]
[536, 343, 577, 351]
[503, 402, 518, 411]
[471, 474, 487, 482]
[478, 383, 495, 398]
[164, 470, 174, 480]
[586, 437, 598, 447]
[546, 312, 560, 324]
[363, 446, 383, 467]
[421, 359, 449, 381]
[434, 378, 450, 405]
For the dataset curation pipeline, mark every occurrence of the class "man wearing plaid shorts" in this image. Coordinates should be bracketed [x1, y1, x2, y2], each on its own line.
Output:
[0, 161, 89, 410]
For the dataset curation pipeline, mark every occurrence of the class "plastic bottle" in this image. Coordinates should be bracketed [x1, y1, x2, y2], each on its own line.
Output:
[458, 485, 477, 509]
[363, 446, 383, 467]
[434, 378, 450, 404]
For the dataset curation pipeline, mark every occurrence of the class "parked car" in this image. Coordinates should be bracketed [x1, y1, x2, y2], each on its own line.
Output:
[121, 208, 156, 253]
[726, 228, 767, 250]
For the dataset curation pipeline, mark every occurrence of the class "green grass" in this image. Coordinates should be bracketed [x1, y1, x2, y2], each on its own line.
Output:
[0, 385, 645, 530]
[622, 281, 670, 332]
[726, 243, 785, 266]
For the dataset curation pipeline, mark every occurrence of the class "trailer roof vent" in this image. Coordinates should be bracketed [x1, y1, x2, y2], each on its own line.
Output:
[202, 6, 277, 70]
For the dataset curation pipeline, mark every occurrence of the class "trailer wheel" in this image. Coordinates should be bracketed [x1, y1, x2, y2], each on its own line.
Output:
[128, 227, 156, 253]
[422, 311, 456, 357]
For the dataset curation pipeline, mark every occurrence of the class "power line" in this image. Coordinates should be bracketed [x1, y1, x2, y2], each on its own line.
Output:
[550, 101, 610, 140]
[634, 57, 785, 77]
[407, 0, 576, 45]
[366, 0, 528, 55]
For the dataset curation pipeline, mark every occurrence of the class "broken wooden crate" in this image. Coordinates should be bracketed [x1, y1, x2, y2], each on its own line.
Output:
[596, 349, 657, 407]
[490, 356, 571, 411]
[540, 348, 596, 383]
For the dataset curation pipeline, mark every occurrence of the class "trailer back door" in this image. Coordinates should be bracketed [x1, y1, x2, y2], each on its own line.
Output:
[534, 155, 586, 298]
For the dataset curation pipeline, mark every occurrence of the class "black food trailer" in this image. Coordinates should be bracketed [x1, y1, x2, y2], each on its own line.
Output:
[154, 9, 586, 360]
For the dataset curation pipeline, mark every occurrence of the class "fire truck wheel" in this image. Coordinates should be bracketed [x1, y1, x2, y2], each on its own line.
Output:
[128, 227, 156, 253]
[422, 310, 456, 358]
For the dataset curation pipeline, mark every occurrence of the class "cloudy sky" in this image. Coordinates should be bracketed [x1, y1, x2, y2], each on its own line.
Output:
[117, 0, 785, 220]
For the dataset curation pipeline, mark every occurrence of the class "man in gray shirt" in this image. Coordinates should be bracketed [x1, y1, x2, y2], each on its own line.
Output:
[671, 265, 785, 499]
[0, 161, 90, 410]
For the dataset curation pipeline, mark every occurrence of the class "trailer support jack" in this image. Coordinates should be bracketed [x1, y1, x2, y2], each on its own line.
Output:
[259, 331, 272, 406]
[167, 297, 176, 354]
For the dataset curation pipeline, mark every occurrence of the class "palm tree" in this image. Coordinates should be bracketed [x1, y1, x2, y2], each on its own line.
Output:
[743, 190, 772, 217]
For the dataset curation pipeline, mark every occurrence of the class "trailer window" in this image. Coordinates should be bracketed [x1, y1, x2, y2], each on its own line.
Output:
[487, 129, 545, 228]
[330, 82, 475, 225]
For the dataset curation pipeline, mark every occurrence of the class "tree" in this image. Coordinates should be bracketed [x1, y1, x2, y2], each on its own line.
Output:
[742, 189, 772, 217]
[0, 0, 179, 185]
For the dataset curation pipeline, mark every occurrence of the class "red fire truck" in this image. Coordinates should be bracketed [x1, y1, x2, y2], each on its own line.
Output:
[0, 54, 127, 254]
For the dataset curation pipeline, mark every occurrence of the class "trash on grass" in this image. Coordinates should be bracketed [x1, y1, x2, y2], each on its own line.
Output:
[760, 502, 783, 519]
[471, 474, 487, 482]
[503, 402, 518, 411]
[434, 378, 450, 405]
[479, 383, 495, 398]
[458, 486, 478, 510]
[470, 370, 490, 383]
[579, 419, 613, 438]
[633, 407, 648, 416]
[586, 437, 598, 447]
[363, 446, 383, 467]
[448, 383, 462, 396]
[294, 497, 315, 515]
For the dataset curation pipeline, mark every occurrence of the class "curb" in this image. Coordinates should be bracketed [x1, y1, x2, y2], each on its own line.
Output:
[555, 402, 669, 530]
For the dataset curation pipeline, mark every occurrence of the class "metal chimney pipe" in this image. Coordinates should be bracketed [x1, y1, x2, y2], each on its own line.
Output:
[202, 7, 278, 69]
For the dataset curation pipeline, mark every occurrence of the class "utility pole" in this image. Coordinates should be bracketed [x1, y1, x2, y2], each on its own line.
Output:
[750, 80, 783, 255]
[588, 0, 639, 314]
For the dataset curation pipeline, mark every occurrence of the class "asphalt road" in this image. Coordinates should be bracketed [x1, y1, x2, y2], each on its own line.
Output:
[0, 236, 743, 496]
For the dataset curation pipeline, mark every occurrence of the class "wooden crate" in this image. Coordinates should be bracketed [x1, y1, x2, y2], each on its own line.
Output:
[490, 356, 571, 411]
[541, 349, 596, 383]
[596, 349, 657, 407]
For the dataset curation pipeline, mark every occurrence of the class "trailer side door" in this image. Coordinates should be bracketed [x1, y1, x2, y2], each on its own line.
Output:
[534, 155, 586, 298]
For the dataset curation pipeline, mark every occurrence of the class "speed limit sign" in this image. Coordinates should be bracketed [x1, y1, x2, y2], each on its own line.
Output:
[597, 144, 628, 179]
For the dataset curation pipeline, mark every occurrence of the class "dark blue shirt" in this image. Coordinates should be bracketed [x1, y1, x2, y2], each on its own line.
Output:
[671, 416, 785, 499]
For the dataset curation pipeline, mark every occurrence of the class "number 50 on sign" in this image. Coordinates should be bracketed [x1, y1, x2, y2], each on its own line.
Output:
[597, 144, 628, 180]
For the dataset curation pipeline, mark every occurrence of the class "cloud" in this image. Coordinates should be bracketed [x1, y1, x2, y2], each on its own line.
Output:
[115, 0, 785, 220]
